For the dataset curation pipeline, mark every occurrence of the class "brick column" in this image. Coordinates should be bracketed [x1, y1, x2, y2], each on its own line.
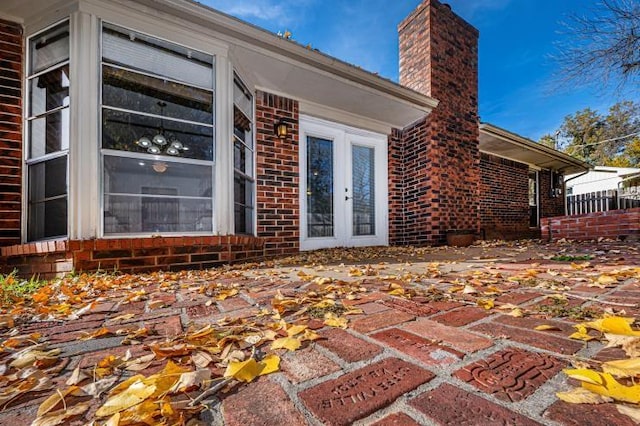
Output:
[0, 19, 23, 247]
[255, 91, 299, 256]
[396, 0, 480, 245]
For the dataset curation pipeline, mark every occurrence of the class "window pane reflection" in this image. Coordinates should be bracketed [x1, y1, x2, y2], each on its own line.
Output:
[307, 136, 334, 238]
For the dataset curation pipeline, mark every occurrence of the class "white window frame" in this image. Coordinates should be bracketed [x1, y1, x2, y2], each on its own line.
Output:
[20, 5, 253, 241]
[23, 18, 71, 242]
[98, 21, 217, 237]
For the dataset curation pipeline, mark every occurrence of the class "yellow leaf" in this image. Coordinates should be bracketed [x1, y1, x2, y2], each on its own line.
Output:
[32, 402, 90, 426]
[617, 404, 640, 424]
[37, 387, 78, 417]
[597, 275, 617, 286]
[287, 324, 308, 337]
[535, 325, 561, 331]
[569, 325, 596, 341]
[348, 268, 364, 277]
[583, 316, 639, 335]
[508, 308, 524, 317]
[216, 288, 239, 300]
[224, 358, 262, 383]
[477, 298, 495, 310]
[462, 285, 478, 294]
[388, 288, 405, 296]
[9, 348, 61, 369]
[556, 387, 613, 404]
[602, 358, 640, 378]
[78, 327, 112, 341]
[313, 299, 335, 309]
[96, 380, 156, 417]
[581, 373, 640, 404]
[302, 329, 320, 341]
[259, 354, 280, 376]
[271, 337, 302, 351]
[105, 413, 120, 426]
[323, 313, 348, 328]
[564, 368, 605, 385]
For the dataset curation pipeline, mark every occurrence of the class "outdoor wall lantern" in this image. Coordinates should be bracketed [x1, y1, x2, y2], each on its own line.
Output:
[274, 119, 289, 139]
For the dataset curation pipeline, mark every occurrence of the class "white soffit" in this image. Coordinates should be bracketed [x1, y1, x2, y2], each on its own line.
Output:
[479, 123, 590, 175]
[233, 46, 429, 130]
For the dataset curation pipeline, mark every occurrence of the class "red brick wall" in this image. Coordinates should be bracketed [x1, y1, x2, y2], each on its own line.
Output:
[388, 129, 405, 245]
[0, 19, 23, 247]
[539, 170, 565, 218]
[0, 236, 266, 278]
[479, 153, 534, 239]
[396, 0, 480, 245]
[541, 208, 640, 241]
[255, 91, 299, 256]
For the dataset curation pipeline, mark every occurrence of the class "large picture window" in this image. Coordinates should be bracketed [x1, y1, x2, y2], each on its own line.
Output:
[26, 21, 70, 241]
[100, 24, 215, 235]
[233, 76, 254, 235]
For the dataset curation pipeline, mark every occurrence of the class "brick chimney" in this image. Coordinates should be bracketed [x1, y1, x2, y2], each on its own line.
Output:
[393, 0, 480, 245]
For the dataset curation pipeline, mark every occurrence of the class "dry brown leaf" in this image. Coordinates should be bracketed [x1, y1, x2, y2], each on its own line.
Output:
[32, 402, 90, 426]
[617, 404, 640, 424]
[169, 369, 211, 393]
[556, 387, 613, 404]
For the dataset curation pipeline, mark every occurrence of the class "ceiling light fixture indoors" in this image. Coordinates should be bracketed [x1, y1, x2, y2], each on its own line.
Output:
[134, 101, 189, 156]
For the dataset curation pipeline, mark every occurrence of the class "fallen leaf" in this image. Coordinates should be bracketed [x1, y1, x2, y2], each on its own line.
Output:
[605, 334, 640, 358]
[96, 380, 157, 417]
[66, 365, 88, 386]
[556, 387, 613, 404]
[169, 369, 211, 393]
[10, 347, 61, 369]
[224, 358, 262, 383]
[32, 402, 90, 426]
[535, 325, 561, 331]
[260, 354, 280, 375]
[37, 387, 79, 417]
[477, 298, 494, 310]
[78, 327, 112, 341]
[286, 324, 308, 337]
[617, 404, 640, 424]
[508, 308, 524, 317]
[271, 337, 301, 351]
[602, 358, 640, 378]
[323, 313, 348, 328]
[78, 376, 119, 397]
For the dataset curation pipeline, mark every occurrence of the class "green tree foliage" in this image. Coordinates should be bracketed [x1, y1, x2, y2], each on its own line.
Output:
[541, 100, 640, 166]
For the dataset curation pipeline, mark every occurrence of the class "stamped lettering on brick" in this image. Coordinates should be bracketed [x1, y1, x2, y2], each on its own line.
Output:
[454, 347, 564, 402]
[411, 384, 542, 425]
[371, 328, 463, 365]
[299, 358, 434, 426]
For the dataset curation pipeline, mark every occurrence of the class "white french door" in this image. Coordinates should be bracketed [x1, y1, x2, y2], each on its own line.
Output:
[300, 116, 388, 251]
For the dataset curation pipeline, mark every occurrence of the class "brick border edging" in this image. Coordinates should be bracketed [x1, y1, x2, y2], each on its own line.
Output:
[0, 235, 267, 278]
[541, 208, 640, 241]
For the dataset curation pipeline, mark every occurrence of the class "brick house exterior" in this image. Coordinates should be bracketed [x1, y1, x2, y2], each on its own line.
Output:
[0, 0, 587, 277]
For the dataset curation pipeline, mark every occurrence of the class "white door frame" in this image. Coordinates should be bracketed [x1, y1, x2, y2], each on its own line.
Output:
[299, 116, 388, 251]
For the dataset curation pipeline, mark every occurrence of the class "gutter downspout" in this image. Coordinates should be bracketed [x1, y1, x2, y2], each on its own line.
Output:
[564, 170, 590, 216]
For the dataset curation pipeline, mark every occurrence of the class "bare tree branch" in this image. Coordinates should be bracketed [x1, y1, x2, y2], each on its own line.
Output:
[554, 0, 640, 92]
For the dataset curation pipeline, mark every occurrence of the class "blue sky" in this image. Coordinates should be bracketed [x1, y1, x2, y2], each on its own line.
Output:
[201, 0, 638, 141]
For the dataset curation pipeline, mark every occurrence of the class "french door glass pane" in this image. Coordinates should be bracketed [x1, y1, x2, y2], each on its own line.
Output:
[29, 109, 70, 158]
[102, 109, 213, 161]
[29, 66, 69, 117]
[30, 23, 69, 74]
[307, 136, 334, 238]
[102, 65, 213, 124]
[352, 145, 375, 236]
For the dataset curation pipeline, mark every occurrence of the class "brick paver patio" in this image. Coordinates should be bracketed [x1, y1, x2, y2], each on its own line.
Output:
[1, 240, 639, 425]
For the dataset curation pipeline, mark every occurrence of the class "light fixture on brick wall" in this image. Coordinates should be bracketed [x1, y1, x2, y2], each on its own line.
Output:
[274, 119, 289, 139]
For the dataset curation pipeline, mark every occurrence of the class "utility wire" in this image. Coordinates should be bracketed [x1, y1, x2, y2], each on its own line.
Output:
[563, 130, 640, 148]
